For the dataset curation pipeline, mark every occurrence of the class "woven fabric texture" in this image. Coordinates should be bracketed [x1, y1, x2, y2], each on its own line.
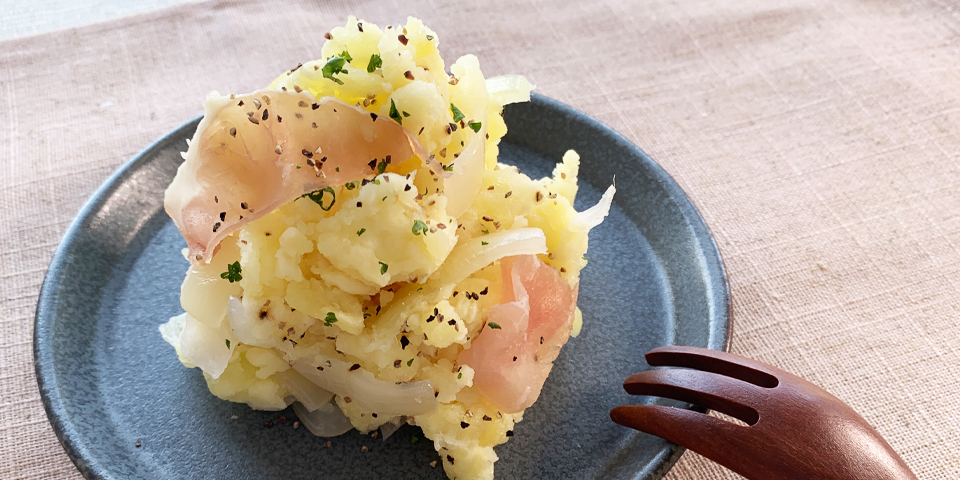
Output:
[1, 0, 958, 478]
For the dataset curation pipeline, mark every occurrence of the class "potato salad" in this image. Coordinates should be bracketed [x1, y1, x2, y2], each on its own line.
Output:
[160, 16, 614, 480]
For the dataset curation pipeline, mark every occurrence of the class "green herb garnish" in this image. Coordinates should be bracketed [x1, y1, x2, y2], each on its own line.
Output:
[402, 111, 410, 117]
[321, 53, 350, 85]
[357, 228, 366, 236]
[306, 186, 336, 211]
[487, 322, 502, 330]
[225, 339, 231, 349]
[324, 312, 338, 327]
[366, 53, 382, 72]
[221, 261, 242, 283]
[376, 158, 389, 175]
[450, 103, 465, 122]
[457, 372, 463, 379]
[344, 181, 358, 190]
[442, 163, 454, 172]
[481, 241, 488, 246]
[468, 121, 482, 133]
[380, 262, 389, 275]
[412, 219, 429, 236]
[389, 99, 402, 125]
[406, 358, 414, 367]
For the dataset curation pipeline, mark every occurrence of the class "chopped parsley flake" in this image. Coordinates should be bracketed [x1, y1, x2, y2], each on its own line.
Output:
[402, 111, 410, 117]
[442, 163, 454, 172]
[468, 121, 482, 133]
[481, 229, 489, 235]
[389, 99, 402, 125]
[324, 312, 338, 327]
[412, 220, 429, 236]
[450, 103, 465, 122]
[366, 53, 382, 72]
[321, 53, 350, 85]
[380, 262, 389, 275]
[221, 261, 242, 283]
[487, 322, 502, 330]
[481, 241, 488, 246]
[376, 158, 388, 174]
[357, 228, 366, 236]
[345, 181, 358, 190]
[457, 372, 463, 379]
[225, 339, 231, 349]
[306, 186, 336, 211]
[406, 358, 414, 367]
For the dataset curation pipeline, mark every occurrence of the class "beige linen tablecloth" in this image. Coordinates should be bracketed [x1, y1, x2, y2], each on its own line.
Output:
[2, 0, 958, 478]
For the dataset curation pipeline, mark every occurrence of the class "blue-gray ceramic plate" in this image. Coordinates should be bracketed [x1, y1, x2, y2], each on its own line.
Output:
[35, 94, 729, 480]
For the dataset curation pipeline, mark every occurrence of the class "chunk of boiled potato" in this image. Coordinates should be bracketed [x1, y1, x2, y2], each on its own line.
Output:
[312, 173, 457, 291]
[180, 236, 242, 328]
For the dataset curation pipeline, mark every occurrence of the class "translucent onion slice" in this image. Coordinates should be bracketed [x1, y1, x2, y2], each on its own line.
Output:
[485, 75, 535, 106]
[379, 417, 406, 440]
[433, 227, 548, 288]
[570, 185, 616, 232]
[179, 313, 237, 379]
[277, 369, 334, 412]
[292, 354, 437, 416]
[442, 127, 487, 218]
[226, 296, 276, 348]
[373, 228, 548, 340]
[158, 313, 197, 368]
[292, 401, 355, 437]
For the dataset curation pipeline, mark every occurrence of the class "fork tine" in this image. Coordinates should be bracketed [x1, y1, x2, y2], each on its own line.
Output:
[610, 404, 749, 461]
[646, 346, 781, 388]
[623, 368, 762, 425]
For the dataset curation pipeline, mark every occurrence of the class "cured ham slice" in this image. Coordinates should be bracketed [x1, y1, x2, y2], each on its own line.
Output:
[458, 255, 577, 413]
[164, 89, 429, 263]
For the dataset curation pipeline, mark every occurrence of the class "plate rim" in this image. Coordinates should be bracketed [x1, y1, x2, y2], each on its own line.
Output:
[34, 92, 730, 480]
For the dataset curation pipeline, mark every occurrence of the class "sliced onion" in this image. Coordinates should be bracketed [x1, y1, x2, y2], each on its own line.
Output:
[277, 369, 334, 412]
[434, 228, 548, 288]
[570, 184, 616, 232]
[442, 128, 486, 217]
[379, 417, 406, 440]
[179, 313, 237, 379]
[159, 313, 186, 350]
[159, 313, 198, 368]
[374, 228, 548, 339]
[292, 354, 437, 416]
[226, 296, 276, 348]
[292, 401, 354, 437]
[486, 75, 535, 106]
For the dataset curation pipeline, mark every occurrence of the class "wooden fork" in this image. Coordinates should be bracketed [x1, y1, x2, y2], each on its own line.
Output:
[610, 346, 917, 480]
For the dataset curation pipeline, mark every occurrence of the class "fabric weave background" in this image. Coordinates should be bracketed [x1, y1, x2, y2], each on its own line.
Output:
[1, 0, 958, 478]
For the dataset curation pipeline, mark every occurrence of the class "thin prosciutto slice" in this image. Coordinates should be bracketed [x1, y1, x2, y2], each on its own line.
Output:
[164, 89, 429, 263]
[458, 255, 577, 414]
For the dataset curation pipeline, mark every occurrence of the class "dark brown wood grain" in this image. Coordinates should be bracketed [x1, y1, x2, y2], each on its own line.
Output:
[610, 346, 917, 480]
